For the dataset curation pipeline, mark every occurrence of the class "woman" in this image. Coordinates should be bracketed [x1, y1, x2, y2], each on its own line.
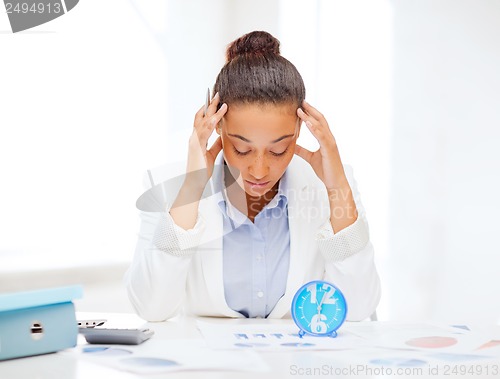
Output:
[125, 31, 381, 321]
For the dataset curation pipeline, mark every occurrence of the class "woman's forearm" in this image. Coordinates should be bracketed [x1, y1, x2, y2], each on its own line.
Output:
[327, 181, 358, 233]
[169, 183, 205, 230]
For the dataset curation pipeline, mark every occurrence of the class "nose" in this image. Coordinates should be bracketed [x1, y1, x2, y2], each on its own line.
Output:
[248, 154, 269, 180]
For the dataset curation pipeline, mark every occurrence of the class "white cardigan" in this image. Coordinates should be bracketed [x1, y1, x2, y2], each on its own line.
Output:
[124, 151, 381, 322]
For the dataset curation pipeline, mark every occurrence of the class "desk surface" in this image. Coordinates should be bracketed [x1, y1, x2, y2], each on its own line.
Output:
[1, 312, 500, 379]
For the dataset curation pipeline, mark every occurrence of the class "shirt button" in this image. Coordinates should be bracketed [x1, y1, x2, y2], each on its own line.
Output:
[257, 291, 264, 298]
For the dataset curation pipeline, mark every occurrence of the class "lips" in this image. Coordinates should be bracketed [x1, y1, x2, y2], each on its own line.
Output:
[246, 180, 270, 187]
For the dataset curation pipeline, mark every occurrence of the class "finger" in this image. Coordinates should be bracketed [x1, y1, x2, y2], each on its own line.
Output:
[294, 144, 315, 164]
[215, 102, 228, 119]
[194, 103, 206, 124]
[206, 102, 227, 128]
[297, 107, 317, 124]
[298, 108, 325, 141]
[302, 100, 325, 121]
[210, 103, 228, 130]
[195, 103, 228, 144]
[206, 92, 220, 117]
[194, 92, 221, 124]
[298, 108, 335, 151]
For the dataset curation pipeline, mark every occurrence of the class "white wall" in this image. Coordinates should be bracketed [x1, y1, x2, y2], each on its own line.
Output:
[5, 0, 498, 324]
[162, 0, 282, 163]
[388, 0, 500, 324]
[0, 0, 169, 270]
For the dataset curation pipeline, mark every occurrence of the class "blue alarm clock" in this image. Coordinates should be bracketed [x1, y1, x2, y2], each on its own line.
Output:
[291, 280, 348, 338]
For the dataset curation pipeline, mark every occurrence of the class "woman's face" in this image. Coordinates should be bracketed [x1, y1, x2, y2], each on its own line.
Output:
[217, 103, 300, 198]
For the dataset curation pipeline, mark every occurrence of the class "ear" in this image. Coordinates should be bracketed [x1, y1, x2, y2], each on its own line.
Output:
[216, 116, 225, 136]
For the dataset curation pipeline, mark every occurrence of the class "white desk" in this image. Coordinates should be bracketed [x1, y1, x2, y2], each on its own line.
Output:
[1, 312, 500, 379]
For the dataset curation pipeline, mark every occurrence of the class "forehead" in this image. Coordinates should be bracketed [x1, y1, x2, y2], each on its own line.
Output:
[223, 103, 297, 140]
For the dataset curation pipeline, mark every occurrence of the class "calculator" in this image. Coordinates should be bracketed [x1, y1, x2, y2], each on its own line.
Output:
[79, 327, 154, 345]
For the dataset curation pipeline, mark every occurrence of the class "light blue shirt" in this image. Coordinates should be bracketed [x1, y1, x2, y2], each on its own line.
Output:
[214, 163, 291, 318]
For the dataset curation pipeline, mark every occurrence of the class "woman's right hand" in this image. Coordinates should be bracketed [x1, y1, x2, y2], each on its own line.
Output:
[185, 93, 227, 190]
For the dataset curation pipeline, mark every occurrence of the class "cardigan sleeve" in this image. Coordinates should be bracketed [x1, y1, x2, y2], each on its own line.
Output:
[124, 209, 198, 322]
[124, 171, 209, 321]
[316, 215, 369, 261]
[152, 210, 206, 257]
[315, 164, 370, 262]
[317, 165, 381, 321]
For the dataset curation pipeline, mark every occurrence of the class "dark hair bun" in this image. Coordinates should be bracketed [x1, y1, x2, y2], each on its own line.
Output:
[226, 31, 280, 62]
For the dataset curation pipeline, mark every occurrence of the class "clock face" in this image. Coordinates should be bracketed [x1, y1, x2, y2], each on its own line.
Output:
[291, 280, 347, 337]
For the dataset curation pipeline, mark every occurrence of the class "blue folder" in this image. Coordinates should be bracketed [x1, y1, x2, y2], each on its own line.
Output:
[0, 285, 83, 361]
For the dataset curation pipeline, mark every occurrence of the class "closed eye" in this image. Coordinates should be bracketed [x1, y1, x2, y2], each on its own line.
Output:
[233, 147, 288, 157]
[233, 148, 250, 156]
[270, 149, 288, 156]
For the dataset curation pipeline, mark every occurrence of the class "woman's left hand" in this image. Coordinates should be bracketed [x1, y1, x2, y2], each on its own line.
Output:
[294, 101, 348, 190]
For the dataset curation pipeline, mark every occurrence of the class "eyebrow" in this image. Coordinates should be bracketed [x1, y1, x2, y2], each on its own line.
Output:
[227, 133, 295, 144]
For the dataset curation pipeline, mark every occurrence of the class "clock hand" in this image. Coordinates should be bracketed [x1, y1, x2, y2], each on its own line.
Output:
[315, 292, 328, 329]
[315, 295, 321, 311]
[318, 292, 327, 311]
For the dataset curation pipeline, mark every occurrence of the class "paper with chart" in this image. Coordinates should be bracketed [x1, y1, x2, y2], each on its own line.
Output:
[70, 339, 268, 374]
[196, 319, 367, 351]
[312, 322, 500, 367]
[197, 319, 500, 359]
[343, 321, 496, 355]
